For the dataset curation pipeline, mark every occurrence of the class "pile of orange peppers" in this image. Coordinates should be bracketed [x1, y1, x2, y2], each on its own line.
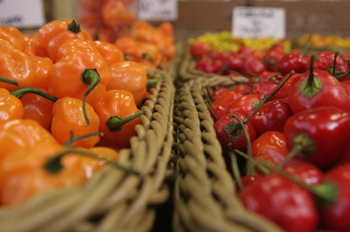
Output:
[0, 19, 174, 208]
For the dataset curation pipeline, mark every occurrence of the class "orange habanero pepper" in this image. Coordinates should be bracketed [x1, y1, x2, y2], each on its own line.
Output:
[0, 142, 87, 207]
[51, 97, 100, 149]
[93, 89, 144, 148]
[80, 146, 119, 178]
[21, 89, 56, 131]
[55, 38, 99, 62]
[29, 19, 92, 60]
[0, 26, 24, 51]
[29, 56, 53, 90]
[107, 61, 160, 104]
[0, 119, 58, 162]
[0, 39, 36, 91]
[48, 48, 111, 110]
[93, 40, 125, 66]
[101, 0, 136, 29]
[0, 80, 57, 124]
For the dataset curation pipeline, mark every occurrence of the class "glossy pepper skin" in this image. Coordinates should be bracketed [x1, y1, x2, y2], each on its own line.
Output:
[93, 89, 143, 148]
[0, 119, 57, 162]
[80, 146, 119, 178]
[0, 141, 87, 207]
[93, 40, 125, 66]
[0, 88, 24, 122]
[288, 69, 350, 113]
[55, 38, 99, 63]
[29, 19, 92, 60]
[239, 173, 319, 232]
[21, 90, 55, 131]
[0, 39, 36, 91]
[48, 48, 111, 107]
[276, 53, 308, 75]
[51, 97, 101, 149]
[0, 26, 24, 51]
[29, 56, 53, 90]
[107, 61, 148, 104]
[284, 106, 350, 169]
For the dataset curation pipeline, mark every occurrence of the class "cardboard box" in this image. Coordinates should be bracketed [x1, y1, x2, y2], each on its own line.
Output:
[169, 0, 350, 40]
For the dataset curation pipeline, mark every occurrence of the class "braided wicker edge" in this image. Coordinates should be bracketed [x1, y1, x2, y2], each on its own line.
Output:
[0, 70, 175, 232]
[173, 76, 285, 232]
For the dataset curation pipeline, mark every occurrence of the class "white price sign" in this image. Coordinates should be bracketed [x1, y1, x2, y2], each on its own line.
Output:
[138, 0, 178, 21]
[233, 7, 286, 39]
[0, 0, 45, 28]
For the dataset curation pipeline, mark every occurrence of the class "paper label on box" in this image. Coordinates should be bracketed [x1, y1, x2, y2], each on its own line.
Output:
[138, 0, 178, 21]
[0, 0, 45, 28]
[233, 7, 285, 39]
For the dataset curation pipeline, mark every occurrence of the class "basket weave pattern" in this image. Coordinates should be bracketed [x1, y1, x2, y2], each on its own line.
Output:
[0, 70, 175, 232]
[173, 76, 285, 232]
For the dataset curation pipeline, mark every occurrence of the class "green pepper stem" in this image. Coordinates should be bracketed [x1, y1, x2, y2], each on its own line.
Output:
[10, 87, 57, 101]
[202, 85, 213, 105]
[230, 152, 243, 191]
[271, 164, 338, 205]
[44, 149, 140, 175]
[0, 77, 19, 86]
[82, 69, 101, 127]
[243, 70, 295, 124]
[68, 20, 81, 33]
[106, 110, 145, 132]
[63, 131, 103, 147]
[274, 144, 304, 171]
[147, 74, 164, 86]
[230, 113, 256, 175]
[234, 149, 271, 175]
[204, 100, 218, 122]
[265, 72, 283, 82]
[332, 51, 339, 77]
[307, 55, 315, 87]
[301, 34, 312, 57]
[235, 152, 338, 205]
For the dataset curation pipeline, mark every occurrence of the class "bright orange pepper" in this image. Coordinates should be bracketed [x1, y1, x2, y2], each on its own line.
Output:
[93, 40, 125, 66]
[29, 19, 92, 60]
[55, 38, 99, 62]
[101, 0, 136, 29]
[0, 26, 24, 51]
[48, 48, 111, 108]
[0, 86, 57, 128]
[0, 119, 58, 162]
[29, 56, 53, 90]
[93, 89, 144, 148]
[0, 40, 36, 91]
[21, 89, 55, 130]
[0, 88, 24, 122]
[22, 34, 32, 55]
[80, 146, 119, 178]
[0, 142, 87, 207]
[107, 61, 147, 104]
[51, 97, 100, 148]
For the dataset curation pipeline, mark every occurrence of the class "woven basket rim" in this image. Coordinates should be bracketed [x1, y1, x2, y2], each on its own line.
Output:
[173, 76, 285, 232]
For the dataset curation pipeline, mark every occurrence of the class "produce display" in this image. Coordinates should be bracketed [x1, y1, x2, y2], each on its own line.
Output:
[185, 33, 350, 232]
[0, 18, 175, 208]
[1, 4, 350, 231]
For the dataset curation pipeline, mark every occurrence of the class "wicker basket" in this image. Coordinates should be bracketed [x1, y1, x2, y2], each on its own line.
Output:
[0, 69, 175, 232]
[172, 76, 285, 232]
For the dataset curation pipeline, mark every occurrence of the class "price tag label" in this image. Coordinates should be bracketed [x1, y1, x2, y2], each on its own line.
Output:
[233, 7, 286, 39]
[138, 0, 178, 21]
[0, 0, 45, 28]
